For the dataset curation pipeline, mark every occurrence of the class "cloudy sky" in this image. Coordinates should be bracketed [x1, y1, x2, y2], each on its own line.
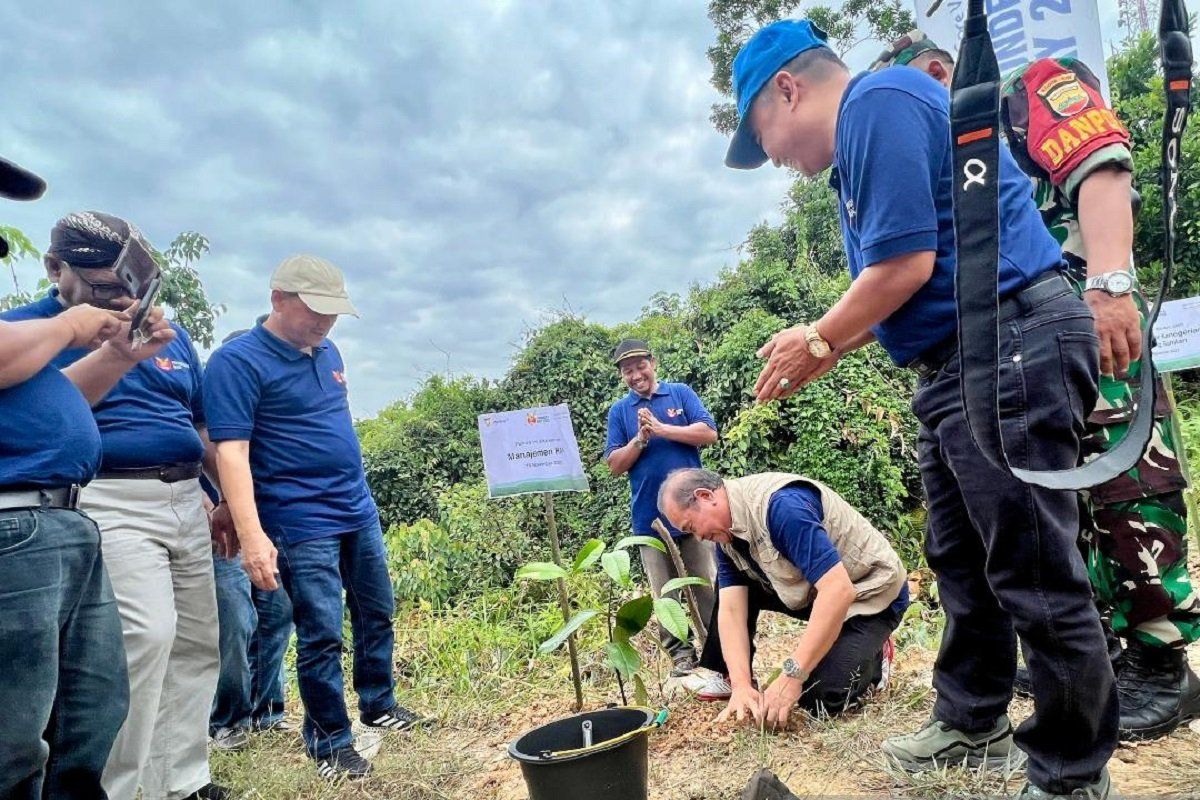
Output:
[1, 0, 1130, 416]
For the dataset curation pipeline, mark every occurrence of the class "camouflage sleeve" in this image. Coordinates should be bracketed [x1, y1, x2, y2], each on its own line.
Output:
[1019, 57, 1132, 192]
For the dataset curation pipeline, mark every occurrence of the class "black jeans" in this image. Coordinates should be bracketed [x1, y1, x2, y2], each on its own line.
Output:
[699, 583, 902, 715]
[913, 289, 1117, 793]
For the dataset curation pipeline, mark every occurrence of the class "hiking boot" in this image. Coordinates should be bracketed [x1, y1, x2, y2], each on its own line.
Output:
[209, 726, 249, 752]
[695, 672, 733, 702]
[316, 745, 373, 780]
[670, 650, 698, 677]
[1117, 638, 1200, 741]
[361, 704, 436, 732]
[1017, 767, 1112, 799]
[182, 784, 234, 800]
[882, 714, 1027, 773]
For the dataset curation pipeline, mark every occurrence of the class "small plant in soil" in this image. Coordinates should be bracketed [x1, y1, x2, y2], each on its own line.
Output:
[515, 535, 710, 706]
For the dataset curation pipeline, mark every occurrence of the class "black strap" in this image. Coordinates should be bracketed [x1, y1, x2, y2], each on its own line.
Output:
[948, 0, 1191, 490]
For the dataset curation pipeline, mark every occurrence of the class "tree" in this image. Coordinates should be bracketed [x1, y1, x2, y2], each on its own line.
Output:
[706, 0, 914, 134]
[0, 225, 222, 345]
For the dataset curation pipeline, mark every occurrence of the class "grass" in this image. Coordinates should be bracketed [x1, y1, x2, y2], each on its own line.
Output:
[209, 571, 1200, 799]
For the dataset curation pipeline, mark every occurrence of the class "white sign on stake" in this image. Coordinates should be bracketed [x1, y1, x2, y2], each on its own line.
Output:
[919, 0, 1110, 98]
[478, 404, 590, 498]
[1153, 296, 1200, 373]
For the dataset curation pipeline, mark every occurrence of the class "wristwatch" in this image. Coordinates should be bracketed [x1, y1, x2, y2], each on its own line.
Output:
[1084, 270, 1135, 297]
[805, 325, 833, 358]
[781, 657, 810, 682]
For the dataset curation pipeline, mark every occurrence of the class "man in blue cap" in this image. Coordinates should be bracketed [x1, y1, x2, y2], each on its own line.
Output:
[723, 20, 1116, 799]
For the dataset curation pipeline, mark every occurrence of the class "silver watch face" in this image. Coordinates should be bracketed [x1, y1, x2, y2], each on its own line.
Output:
[1106, 272, 1134, 294]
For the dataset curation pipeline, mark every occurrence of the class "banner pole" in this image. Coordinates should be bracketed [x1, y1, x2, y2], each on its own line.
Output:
[543, 491, 584, 711]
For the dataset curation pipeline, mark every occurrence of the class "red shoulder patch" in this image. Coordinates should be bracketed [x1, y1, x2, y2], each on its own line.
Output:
[1023, 59, 1130, 186]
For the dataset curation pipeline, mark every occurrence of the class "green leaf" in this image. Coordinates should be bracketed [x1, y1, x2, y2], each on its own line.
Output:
[600, 550, 632, 587]
[571, 538, 606, 574]
[614, 535, 667, 554]
[614, 595, 653, 642]
[538, 610, 598, 655]
[632, 673, 650, 707]
[660, 576, 711, 595]
[515, 562, 569, 581]
[604, 639, 641, 678]
[653, 598, 690, 642]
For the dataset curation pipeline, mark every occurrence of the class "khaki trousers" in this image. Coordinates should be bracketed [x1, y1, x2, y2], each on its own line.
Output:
[82, 478, 219, 800]
[639, 534, 717, 657]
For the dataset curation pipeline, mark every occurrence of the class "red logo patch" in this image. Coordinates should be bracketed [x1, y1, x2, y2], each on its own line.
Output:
[332, 370, 347, 386]
[154, 357, 173, 371]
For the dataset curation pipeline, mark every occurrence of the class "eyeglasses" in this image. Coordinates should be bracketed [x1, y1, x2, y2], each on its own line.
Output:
[65, 263, 130, 301]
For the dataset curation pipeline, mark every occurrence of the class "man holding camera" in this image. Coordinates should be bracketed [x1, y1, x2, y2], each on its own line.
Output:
[2, 212, 226, 800]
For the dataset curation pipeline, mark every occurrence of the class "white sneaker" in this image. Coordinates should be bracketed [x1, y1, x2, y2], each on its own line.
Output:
[696, 672, 733, 702]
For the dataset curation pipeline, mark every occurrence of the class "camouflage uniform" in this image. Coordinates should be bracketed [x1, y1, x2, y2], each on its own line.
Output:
[872, 40, 1199, 649]
[1000, 58, 1200, 650]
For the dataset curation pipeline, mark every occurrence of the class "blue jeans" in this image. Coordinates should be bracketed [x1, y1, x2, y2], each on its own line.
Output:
[274, 518, 397, 759]
[0, 506, 130, 799]
[210, 554, 294, 734]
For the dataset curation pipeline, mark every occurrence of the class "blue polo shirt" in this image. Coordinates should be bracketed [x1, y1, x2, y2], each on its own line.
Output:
[2, 290, 205, 470]
[831, 68, 1064, 365]
[604, 382, 716, 538]
[203, 322, 376, 544]
[0, 357, 100, 489]
[717, 485, 909, 616]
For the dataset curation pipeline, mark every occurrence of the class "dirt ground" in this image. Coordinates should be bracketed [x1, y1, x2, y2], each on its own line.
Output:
[452, 625, 1200, 799]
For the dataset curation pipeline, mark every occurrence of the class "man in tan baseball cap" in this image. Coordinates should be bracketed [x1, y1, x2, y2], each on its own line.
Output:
[269, 254, 359, 318]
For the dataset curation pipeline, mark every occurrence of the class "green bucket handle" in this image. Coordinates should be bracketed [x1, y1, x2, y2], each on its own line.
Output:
[538, 707, 667, 760]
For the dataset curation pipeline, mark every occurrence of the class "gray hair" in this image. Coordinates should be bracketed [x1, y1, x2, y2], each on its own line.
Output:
[657, 468, 725, 515]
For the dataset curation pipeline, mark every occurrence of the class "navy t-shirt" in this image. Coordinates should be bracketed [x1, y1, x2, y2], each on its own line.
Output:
[831, 68, 1064, 365]
[604, 382, 716, 538]
[716, 485, 909, 616]
[0, 361, 101, 488]
[203, 322, 376, 544]
[3, 291, 206, 470]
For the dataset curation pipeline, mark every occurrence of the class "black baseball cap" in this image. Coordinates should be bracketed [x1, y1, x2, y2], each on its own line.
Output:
[0, 155, 47, 258]
[612, 338, 653, 365]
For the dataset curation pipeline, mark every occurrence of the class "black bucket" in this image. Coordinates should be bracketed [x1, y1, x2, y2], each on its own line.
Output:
[508, 707, 661, 800]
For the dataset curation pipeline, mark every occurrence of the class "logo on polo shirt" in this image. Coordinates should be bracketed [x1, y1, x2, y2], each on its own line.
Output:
[666, 407, 684, 418]
[332, 370, 347, 386]
[153, 357, 190, 372]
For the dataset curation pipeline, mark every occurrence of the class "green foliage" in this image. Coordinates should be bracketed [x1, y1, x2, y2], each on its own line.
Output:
[0, 225, 222, 344]
[384, 480, 540, 607]
[705, 0, 914, 134]
[517, 536, 712, 702]
[1108, 32, 1200, 301]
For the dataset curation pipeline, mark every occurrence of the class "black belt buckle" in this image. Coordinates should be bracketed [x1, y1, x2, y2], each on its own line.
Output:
[159, 463, 201, 483]
[68, 484, 80, 509]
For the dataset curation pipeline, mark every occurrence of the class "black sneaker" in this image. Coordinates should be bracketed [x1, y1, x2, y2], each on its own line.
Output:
[361, 705, 435, 732]
[315, 746, 372, 780]
[183, 784, 234, 800]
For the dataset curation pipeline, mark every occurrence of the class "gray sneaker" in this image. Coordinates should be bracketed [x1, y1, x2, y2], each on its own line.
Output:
[209, 726, 250, 752]
[882, 714, 1027, 773]
[1017, 767, 1112, 799]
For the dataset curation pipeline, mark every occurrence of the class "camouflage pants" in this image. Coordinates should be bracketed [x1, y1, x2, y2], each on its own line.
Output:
[1073, 286, 1200, 648]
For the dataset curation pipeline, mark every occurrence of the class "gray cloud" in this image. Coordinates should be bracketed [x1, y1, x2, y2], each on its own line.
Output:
[1, 0, 794, 416]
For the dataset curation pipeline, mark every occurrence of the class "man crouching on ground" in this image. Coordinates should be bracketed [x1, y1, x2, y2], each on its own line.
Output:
[658, 468, 908, 730]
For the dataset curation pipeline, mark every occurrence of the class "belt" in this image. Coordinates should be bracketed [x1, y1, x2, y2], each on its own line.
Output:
[909, 270, 1072, 380]
[96, 462, 203, 483]
[0, 485, 81, 512]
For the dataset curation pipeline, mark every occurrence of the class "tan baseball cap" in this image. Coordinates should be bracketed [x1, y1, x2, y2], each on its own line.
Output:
[270, 254, 359, 317]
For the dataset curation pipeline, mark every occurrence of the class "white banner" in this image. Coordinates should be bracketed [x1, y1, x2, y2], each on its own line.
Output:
[1152, 296, 1200, 373]
[919, 0, 1109, 97]
[478, 404, 590, 498]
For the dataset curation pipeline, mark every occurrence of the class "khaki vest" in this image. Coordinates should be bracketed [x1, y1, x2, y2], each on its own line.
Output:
[721, 472, 906, 619]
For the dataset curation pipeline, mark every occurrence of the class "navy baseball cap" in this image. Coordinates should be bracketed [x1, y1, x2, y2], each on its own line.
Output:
[726, 19, 830, 170]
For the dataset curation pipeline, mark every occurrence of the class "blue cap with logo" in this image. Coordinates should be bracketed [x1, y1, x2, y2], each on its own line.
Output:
[725, 19, 830, 170]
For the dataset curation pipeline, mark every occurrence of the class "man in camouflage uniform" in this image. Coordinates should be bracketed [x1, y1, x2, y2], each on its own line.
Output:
[873, 32, 1200, 741]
